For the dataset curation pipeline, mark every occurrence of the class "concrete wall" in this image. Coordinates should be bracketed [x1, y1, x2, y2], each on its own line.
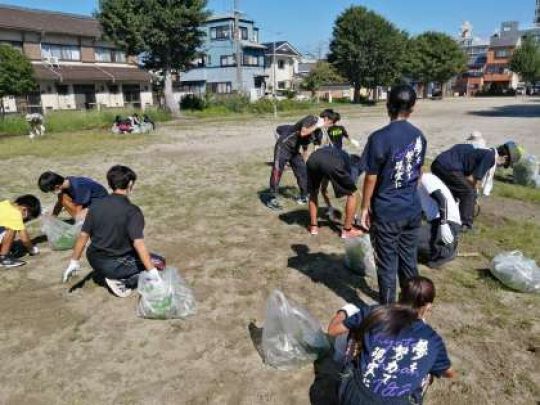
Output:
[23, 41, 41, 60]
[181, 66, 265, 92]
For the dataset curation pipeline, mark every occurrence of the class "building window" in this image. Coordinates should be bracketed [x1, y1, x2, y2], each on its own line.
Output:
[210, 25, 231, 40]
[208, 82, 232, 94]
[243, 54, 259, 66]
[253, 29, 259, 43]
[220, 55, 236, 67]
[57, 85, 69, 95]
[95, 47, 126, 63]
[278, 81, 286, 89]
[494, 48, 511, 59]
[0, 40, 23, 51]
[41, 43, 81, 61]
[486, 64, 507, 74]
[278, 59, 285, 69]
[240, 27, 248, 40]
[108, 85, 119, 94]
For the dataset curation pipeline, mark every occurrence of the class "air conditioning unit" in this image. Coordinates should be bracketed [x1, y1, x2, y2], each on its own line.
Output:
[45, 56, 60, 67]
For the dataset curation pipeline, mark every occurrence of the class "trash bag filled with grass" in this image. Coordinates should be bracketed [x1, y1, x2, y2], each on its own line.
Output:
[344, 234, 376, 277]
[41, 215, 82, 251]
[262, 290, 330, 370]
[137, 267, 196, 320]
[513, 155, 540, 187]
[490, 251, 540, 293]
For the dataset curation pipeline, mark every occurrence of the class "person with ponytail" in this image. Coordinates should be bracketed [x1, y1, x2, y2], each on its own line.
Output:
[328, 276, 456, 404]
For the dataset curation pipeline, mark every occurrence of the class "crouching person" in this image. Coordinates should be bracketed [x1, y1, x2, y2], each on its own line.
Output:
[417, 173, 461, 268]
[328, 277, 457, 405]
[62, 165, 162, 297]
[0, 195, 41, 267]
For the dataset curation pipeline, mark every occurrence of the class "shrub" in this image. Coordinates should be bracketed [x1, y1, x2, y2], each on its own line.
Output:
[180, 94, 207, 110]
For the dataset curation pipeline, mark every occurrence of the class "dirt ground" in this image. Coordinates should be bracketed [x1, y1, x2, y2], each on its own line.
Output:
[0, 97, 539, 405]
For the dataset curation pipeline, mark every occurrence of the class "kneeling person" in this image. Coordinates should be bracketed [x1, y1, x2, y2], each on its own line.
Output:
[63, 165, 161, 297]
[307, 147, 362, 239]
[417, 173, 461, 268]
[38, 171, 108, 220]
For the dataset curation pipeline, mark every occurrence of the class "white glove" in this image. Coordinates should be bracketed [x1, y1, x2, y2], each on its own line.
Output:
[350, 139, 360, 148]
[440, 223, 454, 245]
[340, 304, 360, 317]
[63, 259, 81, 283]
[29, 245, 40, 256]
[315, 117, 325, 129]
[142, 268, 162, 284]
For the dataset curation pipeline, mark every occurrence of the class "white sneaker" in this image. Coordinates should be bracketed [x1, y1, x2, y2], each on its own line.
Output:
[105, 278, 133, 298]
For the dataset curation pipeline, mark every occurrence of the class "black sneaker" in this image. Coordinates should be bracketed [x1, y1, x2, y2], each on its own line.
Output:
[265, 196, 283, 211]
[296, 195, 308, 205]
[0, 255, 26, 268]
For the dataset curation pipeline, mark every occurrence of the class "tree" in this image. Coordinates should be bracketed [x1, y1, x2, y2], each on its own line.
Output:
[328, 6, 408, 102]
[0, 44, 36, 118]
[405, 32, 467, 98]
[97, 0, 209, 116]
[510, 36, 540, 86]
[301, 61, 345, 99]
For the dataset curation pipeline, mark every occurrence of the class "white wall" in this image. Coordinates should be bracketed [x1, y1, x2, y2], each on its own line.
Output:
[140, 88, 153, 109]
[267, 55, 297, 90]
[1, 96, 17, 113]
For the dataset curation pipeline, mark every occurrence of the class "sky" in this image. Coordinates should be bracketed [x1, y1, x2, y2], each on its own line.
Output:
[0, 0, 536, 56]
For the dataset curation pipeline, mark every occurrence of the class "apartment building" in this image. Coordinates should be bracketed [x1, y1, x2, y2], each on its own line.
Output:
[0, 5, 153, 113]
[178, 14, 267, 100]
[262, 41, 302, 94]
[483, 21, 521, 91]
[455, 22, 489, 96]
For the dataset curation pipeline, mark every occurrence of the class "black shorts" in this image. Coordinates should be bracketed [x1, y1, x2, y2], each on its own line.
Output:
[307, 147, 357, 198]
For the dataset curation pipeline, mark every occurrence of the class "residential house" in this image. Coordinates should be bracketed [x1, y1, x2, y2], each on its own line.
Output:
[178, 14, 267, 100]
[262, 41, 302, 94]
[455, 22, 489, 96]
[0, 5, 153, 114]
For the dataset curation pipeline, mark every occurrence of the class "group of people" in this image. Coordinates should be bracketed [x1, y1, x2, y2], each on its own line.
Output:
[112, 113, 155, 134]
[0, 166, 162, 297]
[265, 84, 521, 403]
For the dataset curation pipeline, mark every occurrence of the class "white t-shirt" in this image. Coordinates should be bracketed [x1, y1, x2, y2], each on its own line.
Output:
[418, 173, 461, 225]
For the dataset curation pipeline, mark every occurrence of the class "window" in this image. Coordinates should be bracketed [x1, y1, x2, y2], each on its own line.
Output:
[220, 55, 236, 67]
[243, 54, 259, 66]
[253, 29, 259, 43]
[0, 40, 22, 51]
[494, 48, 511, 59]
[208, 82, 232, 94]
[95, 47, 126, 63]
[278, 59, 285, 69]
[486, 64, 507, 74]
[57, 85, 69, 95]
[108, 85, 119, 94]
[240, 27, 248, 40]
[210, 25, 231, 40]
[278, 81, 286, 89]
[41, 43, 80, 61]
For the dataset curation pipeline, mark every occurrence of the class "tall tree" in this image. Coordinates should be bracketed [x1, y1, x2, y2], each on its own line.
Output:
[328, 6, 408, 102]
[301, 61, 345, 99]
[97, 0, 209, 116]
[405, 32, 467, 98]
[0, 44, 37, 118]
[510, 36, 540, 86]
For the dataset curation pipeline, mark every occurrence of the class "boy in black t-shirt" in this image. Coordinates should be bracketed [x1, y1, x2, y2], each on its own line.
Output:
[265, 109, 337, 210]
[360, 85, 427, 304]
[62, 165, 163, 297]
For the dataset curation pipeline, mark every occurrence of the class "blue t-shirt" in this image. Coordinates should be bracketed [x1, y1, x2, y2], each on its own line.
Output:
[66, 176, 108, 207]
[364, 121, 427, 222]
[344, 306, 451, 403]
[433, 144, 495, 181]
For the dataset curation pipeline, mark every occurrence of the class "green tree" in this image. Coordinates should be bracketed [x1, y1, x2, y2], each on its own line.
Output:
[328, 6, 408, 102]
[510, 36, 540, 86]
[301, 61, 345, 99]
[0, 44, 36, 118]
[405, 32, 467, 98]
[97, 0, 209, 116]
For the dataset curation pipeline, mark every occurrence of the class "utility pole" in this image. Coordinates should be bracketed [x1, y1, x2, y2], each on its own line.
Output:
[234, 0, 243, 94]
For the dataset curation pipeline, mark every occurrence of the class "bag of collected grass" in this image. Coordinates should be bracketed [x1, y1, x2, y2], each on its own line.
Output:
[490, 251, 540, 293]
[344, 234, 376, 277]
[513, 154, 539, 187]
[262, 290, 330, 370]
[41, 215, 82, 251]
[137, 267, 196, 320]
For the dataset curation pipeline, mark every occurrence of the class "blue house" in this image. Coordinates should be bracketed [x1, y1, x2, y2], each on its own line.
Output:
[178, 14, 267, 99]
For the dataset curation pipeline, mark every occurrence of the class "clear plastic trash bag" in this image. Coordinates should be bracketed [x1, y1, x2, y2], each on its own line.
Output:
[262, 290, 330, 370]
[137, 267, 197, 319]
[490, 251, 540, 293]
[41, 215, 82, 251]
[513, 155, 540, 187]
[344, 235, 376, 277]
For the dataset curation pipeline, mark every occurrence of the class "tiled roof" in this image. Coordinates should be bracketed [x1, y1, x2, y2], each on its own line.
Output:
[33, 64, 151, 83]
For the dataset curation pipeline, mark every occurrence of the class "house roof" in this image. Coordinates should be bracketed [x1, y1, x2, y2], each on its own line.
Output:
[262, 41, 302, 57]
[207, 14, 254, 25]
[33, 64, 152, 83]
[0, 5, 101, 38]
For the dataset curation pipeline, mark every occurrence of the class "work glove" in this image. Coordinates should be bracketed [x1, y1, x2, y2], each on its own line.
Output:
[440, 223, 454, 245]
[350, 139, 360, 148]
[29, 245, 40, 256]
[315, 117, 325, 129]
[142, 268, 162, 285]
[63, 259, 81, 283]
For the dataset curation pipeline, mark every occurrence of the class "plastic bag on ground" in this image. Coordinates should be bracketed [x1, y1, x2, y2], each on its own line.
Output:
[513, 155, 540, 187]
[262, 290, 330, 370]
[137, 267, 196, 319]
[490, 251, 540, 293]
[41, 215, 82, 251]
[344, 234, 376, 277]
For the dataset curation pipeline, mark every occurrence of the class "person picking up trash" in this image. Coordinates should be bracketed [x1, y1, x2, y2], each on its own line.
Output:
[265, 109, 338, 210]
[62, 165, 163, 297]
[38, 171, 108, 221]
[417, 172, 461, 268]
[431, 141, 521, 232]
[359, 84, 427, 304]
[0, 195, 41, 268]
[328, 276, 457, 405]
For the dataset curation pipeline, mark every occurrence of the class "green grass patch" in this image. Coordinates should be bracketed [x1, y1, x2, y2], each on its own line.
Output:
[492, 181, 540, 205]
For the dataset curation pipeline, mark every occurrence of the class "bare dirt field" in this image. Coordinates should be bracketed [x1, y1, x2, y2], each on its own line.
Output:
[0, 97, 539, 405]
